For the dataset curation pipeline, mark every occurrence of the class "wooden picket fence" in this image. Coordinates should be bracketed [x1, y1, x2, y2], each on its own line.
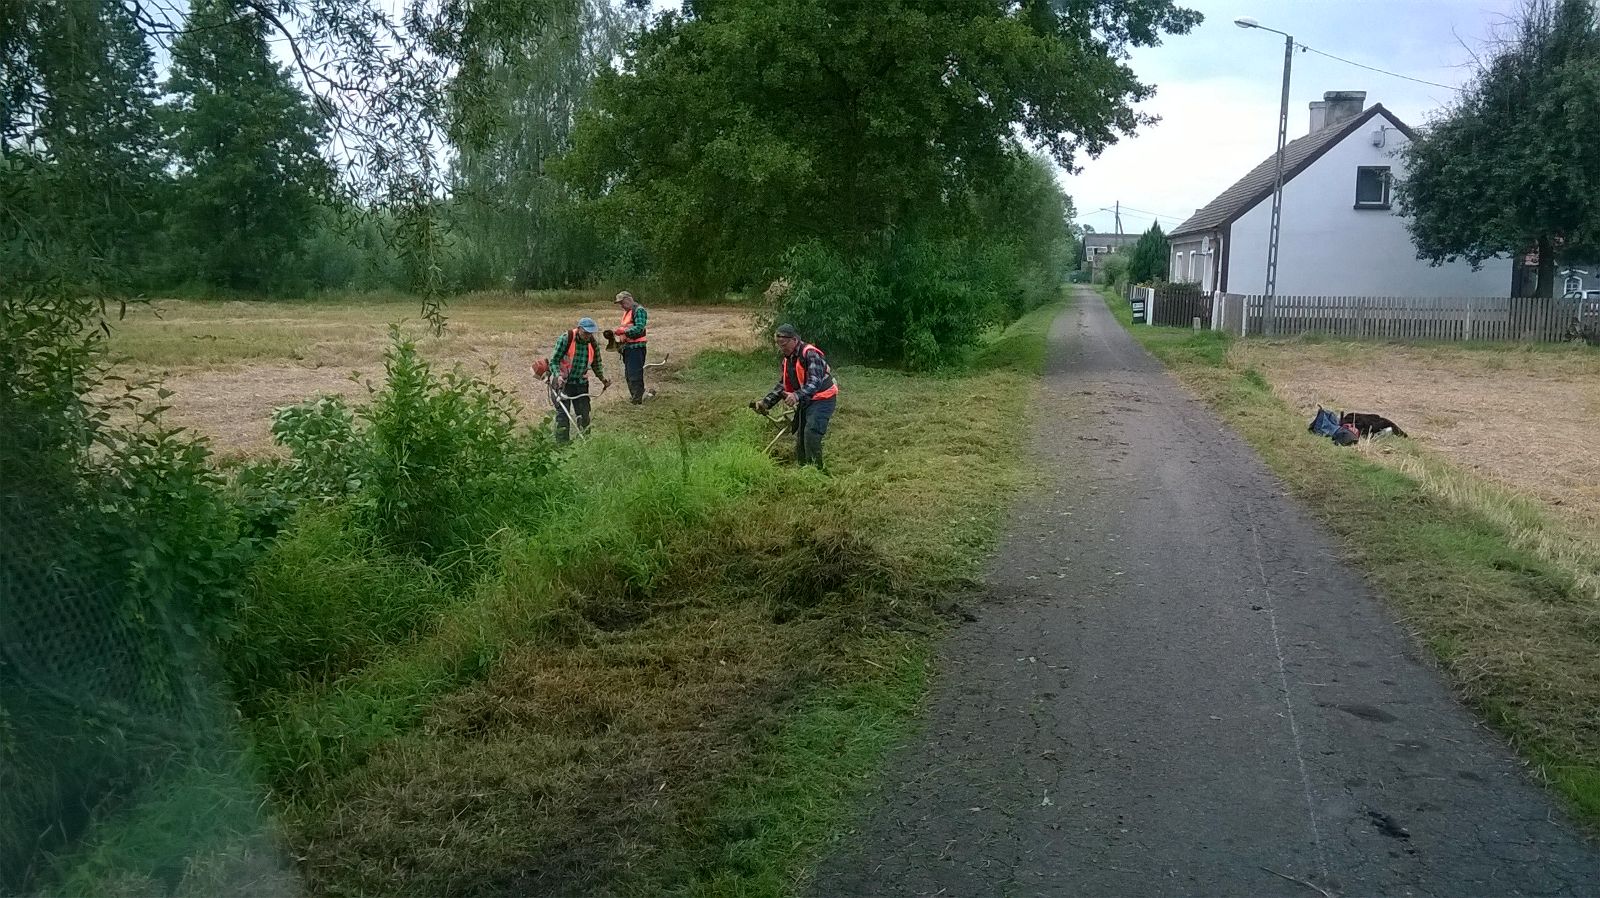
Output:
[1151, 284, 1211, 328]
[1213, 294, 1592, 342]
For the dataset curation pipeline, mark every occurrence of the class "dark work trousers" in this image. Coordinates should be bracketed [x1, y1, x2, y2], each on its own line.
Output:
[554, 381, 592, 443]
[621, 343, 648, 403]
[794, 397, 836, 468]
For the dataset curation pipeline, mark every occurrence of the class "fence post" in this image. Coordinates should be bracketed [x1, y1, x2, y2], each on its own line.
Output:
[1147, 287, 1158, 326]
[1464, 296, 1474, 341]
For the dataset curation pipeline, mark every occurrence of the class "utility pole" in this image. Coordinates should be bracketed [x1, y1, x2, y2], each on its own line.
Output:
[1114, 200, 1123, 235]
[1236, 17, 1294, 300]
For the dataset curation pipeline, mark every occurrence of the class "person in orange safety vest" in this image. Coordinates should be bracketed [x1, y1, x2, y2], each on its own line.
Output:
[611, 291, 651, 404]
[753, 324, 838, 468]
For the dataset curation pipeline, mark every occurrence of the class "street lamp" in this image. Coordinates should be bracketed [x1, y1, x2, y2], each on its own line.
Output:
[1236, 16, 1294, 301]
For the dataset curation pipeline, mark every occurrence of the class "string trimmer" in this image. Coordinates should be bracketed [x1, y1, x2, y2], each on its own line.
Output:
[531, 358, 604, 441]
[749, 401, 796, 454]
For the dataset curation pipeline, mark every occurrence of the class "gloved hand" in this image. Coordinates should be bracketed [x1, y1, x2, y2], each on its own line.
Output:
[751, 400, 769, 414]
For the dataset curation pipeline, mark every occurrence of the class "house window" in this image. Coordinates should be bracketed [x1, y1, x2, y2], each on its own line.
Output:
[1355, 166, 1391, 209]
[1565, 276, 1583, 296]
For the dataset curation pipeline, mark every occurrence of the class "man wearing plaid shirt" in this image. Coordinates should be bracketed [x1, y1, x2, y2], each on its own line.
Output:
[611, 291, 652, 403]
[754, 324, 839, 468]
[548, 317, 610, 443]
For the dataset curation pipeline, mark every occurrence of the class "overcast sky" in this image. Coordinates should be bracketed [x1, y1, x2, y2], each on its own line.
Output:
[1060, 0, 1523, 234]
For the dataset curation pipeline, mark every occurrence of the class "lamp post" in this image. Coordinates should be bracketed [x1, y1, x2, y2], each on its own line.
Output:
[1235, 16, 1293, 301]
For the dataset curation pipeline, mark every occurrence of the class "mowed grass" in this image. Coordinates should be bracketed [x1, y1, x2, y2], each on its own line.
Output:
[104, 290, 636, 368]
[279, 305, 1060, 897]
[1102, 287, 1600, 826]
[48, 299, 1063, 897]
[99, 293, 764, 456]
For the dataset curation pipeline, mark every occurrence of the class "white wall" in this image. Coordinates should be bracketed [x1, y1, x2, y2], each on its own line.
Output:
[1225, 120, 1514, 297]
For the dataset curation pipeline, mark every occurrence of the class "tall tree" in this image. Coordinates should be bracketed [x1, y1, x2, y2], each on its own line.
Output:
[165, 0, 330, 291]
[450, 0, 637, 288]
[1129, 220, 1168, 284]
[561, 0, 1200, 294]
[1, 0, 167, 287]
[1397, 0, 1600, 297]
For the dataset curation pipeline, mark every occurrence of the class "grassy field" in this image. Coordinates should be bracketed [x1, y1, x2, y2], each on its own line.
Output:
[104, 292, 761, 455]
[1103, 287, 1600, 827]
[47, 297, 1062, 897]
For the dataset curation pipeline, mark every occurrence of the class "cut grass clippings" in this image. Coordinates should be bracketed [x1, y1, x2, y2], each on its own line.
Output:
[1101, 286, 1600, 827]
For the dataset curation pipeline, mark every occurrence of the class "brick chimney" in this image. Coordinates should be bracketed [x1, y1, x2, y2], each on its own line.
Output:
[1309, 100, 1328, 133]
[1311, 91, 1366, 132]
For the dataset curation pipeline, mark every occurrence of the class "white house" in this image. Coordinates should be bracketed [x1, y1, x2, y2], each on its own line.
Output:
[1169, 91, 1514, 297]
[1083, 232, 1139, 279]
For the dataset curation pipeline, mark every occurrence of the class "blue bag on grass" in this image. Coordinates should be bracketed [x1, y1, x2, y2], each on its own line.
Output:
[1308, 406, 1341, 438]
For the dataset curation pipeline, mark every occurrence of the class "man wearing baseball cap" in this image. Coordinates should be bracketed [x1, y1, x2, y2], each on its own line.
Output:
[610, 291, 651, 403]
[546, 317, 610, 443]
[754, 323, 838, 468]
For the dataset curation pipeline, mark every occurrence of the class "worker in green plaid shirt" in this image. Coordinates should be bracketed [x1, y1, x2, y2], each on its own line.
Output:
[548, 317, 610, 442]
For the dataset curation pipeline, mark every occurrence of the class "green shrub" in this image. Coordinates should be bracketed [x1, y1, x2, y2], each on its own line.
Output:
[1, 289, 253, 893]
[777, 235, 1004, 370]
[358, 330, 560, 562]
[237, 331, 561, 564]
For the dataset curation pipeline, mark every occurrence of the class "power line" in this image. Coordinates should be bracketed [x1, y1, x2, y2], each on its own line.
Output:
[1115, 203, 1189, 223]
[1296, 42, 1465, 93]
[1080, 205, 1185, 226]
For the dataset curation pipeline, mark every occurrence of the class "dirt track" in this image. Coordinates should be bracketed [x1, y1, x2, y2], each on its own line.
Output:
[811, 288, 1600, 896]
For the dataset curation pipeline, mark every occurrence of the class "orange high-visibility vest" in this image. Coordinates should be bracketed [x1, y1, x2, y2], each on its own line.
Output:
[617, 307, 646, 345]
[783, 343, 838, 400]
[558, 329, 596, 378]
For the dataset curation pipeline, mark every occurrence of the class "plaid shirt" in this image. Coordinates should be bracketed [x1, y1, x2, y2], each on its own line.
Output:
[617, 305, 648, 340]
[764, 342, 835, 406]
[550, 330, 604, 389]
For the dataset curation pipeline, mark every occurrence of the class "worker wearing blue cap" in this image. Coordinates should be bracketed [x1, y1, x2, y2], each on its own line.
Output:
[547, 317, 611, 443]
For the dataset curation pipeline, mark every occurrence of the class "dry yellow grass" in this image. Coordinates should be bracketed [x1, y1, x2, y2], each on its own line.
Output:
[1235, 339, 1600, 532]
[105, 295, 761, 456]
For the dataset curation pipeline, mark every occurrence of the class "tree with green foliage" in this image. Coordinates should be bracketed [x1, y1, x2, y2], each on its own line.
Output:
[1101, 246, 1132, 290]
[1, 0, 167, 288]
[449, 0, 638, 289]
[164, 0, 331, 291]
[1396, 0, 1600, 297]
[562, 0, 1200, 296]
[1128, 221, 1168, 284]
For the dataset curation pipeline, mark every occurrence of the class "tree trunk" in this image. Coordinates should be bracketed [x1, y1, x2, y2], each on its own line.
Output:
[1536, 236, 1555, 298]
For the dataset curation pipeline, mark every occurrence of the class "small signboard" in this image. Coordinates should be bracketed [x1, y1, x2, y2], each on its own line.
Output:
[1131, 297, 1147, 324]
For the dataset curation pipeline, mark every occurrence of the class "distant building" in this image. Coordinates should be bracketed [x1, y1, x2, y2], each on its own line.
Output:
[1083, 232, 1138, 279]
[1170, 90, 1513, 297]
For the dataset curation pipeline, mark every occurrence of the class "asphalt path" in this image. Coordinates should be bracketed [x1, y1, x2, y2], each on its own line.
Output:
[811, 287, 1600, 897]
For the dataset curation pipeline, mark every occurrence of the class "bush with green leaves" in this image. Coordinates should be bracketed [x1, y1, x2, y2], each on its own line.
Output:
[1102, 248, 1133, 292]
[776, 234, 1007, 370]
[237, 329, 561, 565]
[1, 288, 253, 893]
[358, 330, 560, 561]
